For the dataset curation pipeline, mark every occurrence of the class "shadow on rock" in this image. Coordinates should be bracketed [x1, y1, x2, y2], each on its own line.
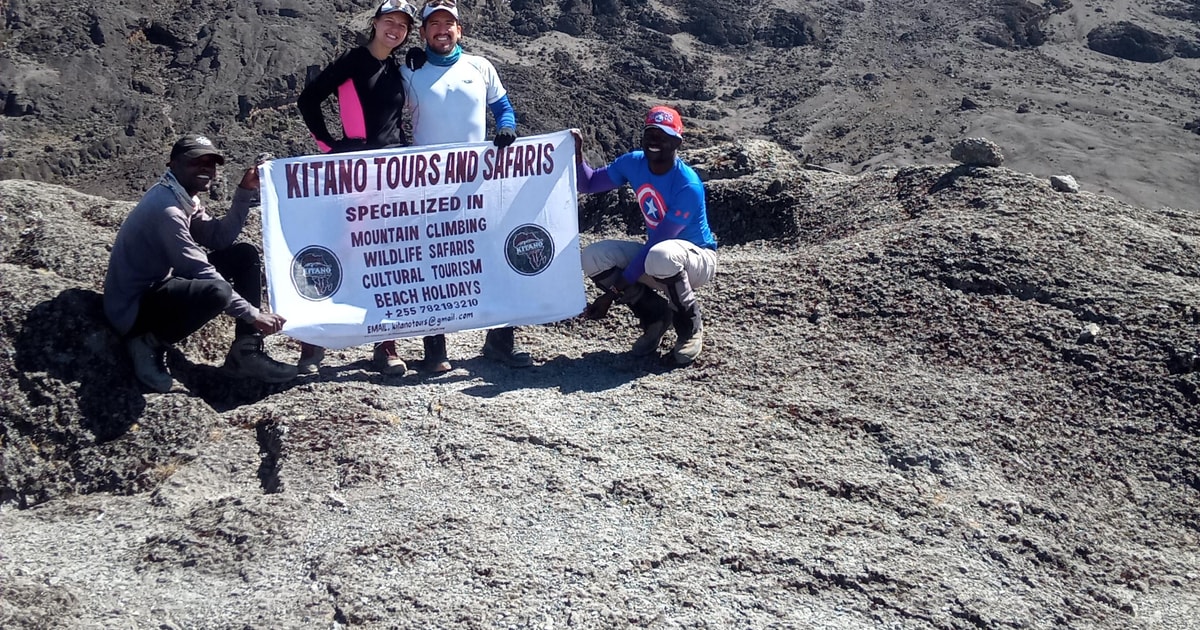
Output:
[12, 288, 147, 441]
[456, 350, 668, 398]
[255, 419, 286, 494]
[928, 164, 980, 195]
[177, 361, 303, 413]
[2, 288, 220, 508]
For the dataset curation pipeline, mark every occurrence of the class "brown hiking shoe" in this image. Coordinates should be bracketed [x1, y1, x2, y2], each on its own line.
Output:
[297, 342, 325, 374]
[671, 306, 704, 365]
[663, 272, 704, 365]
[627, 288, 672, 357]
[224, 336, 298, 383]
[372, 340, 407, 374]
[672, 329, 704, 365]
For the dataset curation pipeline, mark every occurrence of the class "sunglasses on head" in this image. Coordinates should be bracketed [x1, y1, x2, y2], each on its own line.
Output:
[424, 0, 456, 8]
[377, 0, 416, 18]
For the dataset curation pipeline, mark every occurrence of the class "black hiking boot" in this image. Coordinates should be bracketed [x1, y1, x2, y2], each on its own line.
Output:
[481, 327, 533, 368]
[418, 334, 452, 373]
[627, 288, 672, 356]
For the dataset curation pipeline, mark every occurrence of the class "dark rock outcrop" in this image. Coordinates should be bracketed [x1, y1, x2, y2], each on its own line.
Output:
[2, 0, 1199, 216]
[978, 0, 1051, 49]
[1087, 21, 1175, 62]
[0, 0, 826, 201]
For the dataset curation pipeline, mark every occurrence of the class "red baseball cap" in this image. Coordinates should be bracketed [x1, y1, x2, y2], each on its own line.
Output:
[645, 105, 683, 138]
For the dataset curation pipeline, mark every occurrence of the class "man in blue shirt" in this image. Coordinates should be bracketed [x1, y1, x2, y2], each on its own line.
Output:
[573, 106, 718, 364]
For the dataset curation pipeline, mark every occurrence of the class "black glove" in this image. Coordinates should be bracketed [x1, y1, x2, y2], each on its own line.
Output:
[583, 295, 614, 320]
[330, 138, 366, 154]
[493, 127, 517, 147]
[613, 281, 644, 306]
[405, 47, 427, 71]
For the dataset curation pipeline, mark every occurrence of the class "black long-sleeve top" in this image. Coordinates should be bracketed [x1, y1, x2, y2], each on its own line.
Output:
[297, 46, 408, 150]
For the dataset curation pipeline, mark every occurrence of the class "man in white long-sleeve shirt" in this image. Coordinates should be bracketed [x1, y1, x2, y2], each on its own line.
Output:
[398, 0, 532, 371]
[104, 134, 297, 392]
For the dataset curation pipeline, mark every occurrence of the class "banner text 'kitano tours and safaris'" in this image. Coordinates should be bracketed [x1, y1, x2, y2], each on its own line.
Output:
[259, 130, 585, 349]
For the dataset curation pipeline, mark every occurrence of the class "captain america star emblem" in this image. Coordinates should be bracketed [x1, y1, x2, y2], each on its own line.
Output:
[635, 184, 666, 229]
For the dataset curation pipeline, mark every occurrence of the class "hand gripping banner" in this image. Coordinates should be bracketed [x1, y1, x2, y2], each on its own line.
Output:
[259, 130, 584, 349]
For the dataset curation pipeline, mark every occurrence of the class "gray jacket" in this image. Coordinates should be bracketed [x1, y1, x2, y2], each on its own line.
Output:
[103, 185, 260, 335]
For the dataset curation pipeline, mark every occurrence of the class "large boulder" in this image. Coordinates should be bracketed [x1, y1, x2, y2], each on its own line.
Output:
[978, 0, 1050, 49]
[0, 180, 286, 507]
[1087, 22, 1174, 62]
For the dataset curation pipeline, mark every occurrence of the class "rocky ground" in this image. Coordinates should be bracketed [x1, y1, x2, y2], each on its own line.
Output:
[2, 0, 1200, 628]
[2, 140, 1199, 627]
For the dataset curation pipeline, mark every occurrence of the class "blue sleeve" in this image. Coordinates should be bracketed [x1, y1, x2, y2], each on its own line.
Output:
[488, 94, 517, 131]
[606, 153, 633, 187]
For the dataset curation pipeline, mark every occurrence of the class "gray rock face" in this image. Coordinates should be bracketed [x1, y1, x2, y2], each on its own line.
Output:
[950, 137, 1005, 167]
[0, 181, 276, 507]
[3, 140, 1199, 628]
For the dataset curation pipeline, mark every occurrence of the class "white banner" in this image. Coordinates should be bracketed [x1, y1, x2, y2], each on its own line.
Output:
[259, 130, 585, 349]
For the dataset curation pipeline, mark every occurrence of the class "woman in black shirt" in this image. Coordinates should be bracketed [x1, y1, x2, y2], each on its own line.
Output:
[294, 0, 418, 374]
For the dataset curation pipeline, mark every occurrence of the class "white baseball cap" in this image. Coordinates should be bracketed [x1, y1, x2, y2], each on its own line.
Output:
[421, 0, 459, 20]
[376, 0, 418, 21]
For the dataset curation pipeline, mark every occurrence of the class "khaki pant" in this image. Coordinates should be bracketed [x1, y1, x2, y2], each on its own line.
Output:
[581, 239, 717, 291]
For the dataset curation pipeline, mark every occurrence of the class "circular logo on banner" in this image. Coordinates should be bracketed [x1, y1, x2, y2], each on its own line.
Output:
[504, 224, 555, 276]
[291, 245, 342, 300]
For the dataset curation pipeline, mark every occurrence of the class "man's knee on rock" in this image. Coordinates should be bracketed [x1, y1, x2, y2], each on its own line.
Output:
[204, 280, 235, 314]
[580, 244, 606, 277]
